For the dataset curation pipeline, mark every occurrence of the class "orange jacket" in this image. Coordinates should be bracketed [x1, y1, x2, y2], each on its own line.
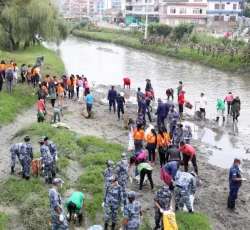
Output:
[146, 132, 157, 144]
[57, 85, 64, 93]
[0, 64, 6, 71]
[157, 133, 170, 147]
[134, 129, 145, 140]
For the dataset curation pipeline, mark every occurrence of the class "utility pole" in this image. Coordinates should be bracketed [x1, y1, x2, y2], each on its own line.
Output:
[80, 4, 82, 23]
[99, 0, 102, 27]
[144, 0, 148, 39]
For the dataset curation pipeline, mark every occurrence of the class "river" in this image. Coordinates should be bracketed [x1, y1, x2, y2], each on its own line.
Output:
[45, 36, 250, 168]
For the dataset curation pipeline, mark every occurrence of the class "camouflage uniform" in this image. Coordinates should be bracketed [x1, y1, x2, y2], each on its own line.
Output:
[116, 161, 129, 204]
[104, 182, 124, 224]
[123, 200, 142, 230]
[174, 171, 196, 211]
[172, 127, 183, 147]
[183, 127, 192, 144]
[168, 112, 180, 138]
[49, 187, 68, 230]
[19, 142, 33, 178]
[41, 144, 54, 183]
[10, 143, 22, 168]
[154, 185, 172, 228]
[46, 141, 57, 178]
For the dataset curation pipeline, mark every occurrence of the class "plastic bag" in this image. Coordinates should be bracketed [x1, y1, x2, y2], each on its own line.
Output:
[135, 175, 148, 185]
[163, 210, 178, 230]
[128, 132, 134, 151]
[183, 195, 194, 212]
[144, 124, 154, 139]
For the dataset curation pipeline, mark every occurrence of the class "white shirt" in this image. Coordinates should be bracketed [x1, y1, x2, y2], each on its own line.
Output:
[199, 97, 207, 109]
[13, 67, 18, 78]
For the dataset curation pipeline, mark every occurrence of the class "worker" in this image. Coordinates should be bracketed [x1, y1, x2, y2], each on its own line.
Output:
[116, 153, 130, 205]
[228, 158, 246, 210]
[216, 99, 226, 122]
[172, 123, 183, 148]
[135, 113, 145, 128]
[19, 136, 33, 180]
[166, 145, 181, 163]
[177, 81, 183, 98]
[178, 141, 198, 174]
[155, 98, 167, 131]
[133, 124, 145, 153]
[123, 77, 131, 89]
[103, 175, 124, 230]
[157, 128, 170, 168]
[136, 88, 143, 106]
[167, 109, 181, 139]
[44, 136, 57, 178]
[49, 178, 68, 230]
[104, 160, 115, 190]
[66, 191, 85, 224]
[120, 191, 142, 230]
[116, 93, 125, 121]
[183, 125, 192, 144]
[178, 90, 185, 119]
[166, 88, 174, 101]
[138, 162, 154, 192]
[154, 185, 172, 230]
[138, 95, 147, 122]
[36, 55, 45, 66]
[146, 129, 157, 165]
[224, 92, 234, 115]
[39, 137, 54, 184]
[174, 171, 197, 213]
[10, 142, 22, 175]
[107, 86, 117, 113]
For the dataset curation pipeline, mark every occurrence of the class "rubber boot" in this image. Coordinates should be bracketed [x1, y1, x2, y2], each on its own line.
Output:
[154, 225, 161, 230]
[104, 223, 108, 230]
[184, 165, 188, 172]
[25, 176, 30, 180]
[216, 117, 219, 122]
[52, 172, 56, 179]
[227, 197, 231, 208]
[45, 178, 49, 184]
[10, 166, 14, 175]
[111, 222, 116, 230]
[188, 209, 194, 214]
[236, 115, 239, 121]
[193, 166, 198, 175]
[223, 117, 225, 122]
[49, 177, 53, 184]
[22, 172, 25, 178]
[175, 206, 179, 211]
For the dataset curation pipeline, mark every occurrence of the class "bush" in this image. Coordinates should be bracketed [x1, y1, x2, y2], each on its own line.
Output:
[173, 23, 194, 41]
[148, 22, 172, 37]
[0, 212, 9, 230]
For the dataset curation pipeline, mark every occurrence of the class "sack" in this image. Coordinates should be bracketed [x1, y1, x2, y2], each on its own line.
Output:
[163, 211, 178, 230]
[128, 132, 134, 151]
[185, 101, 193, 109]
[7, 71, 13, 81]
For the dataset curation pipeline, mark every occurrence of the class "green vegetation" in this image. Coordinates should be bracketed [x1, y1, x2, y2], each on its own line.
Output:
[0, 45, 65, 127]
[0, 212, 9, 230]
[148, 22, 173, 38]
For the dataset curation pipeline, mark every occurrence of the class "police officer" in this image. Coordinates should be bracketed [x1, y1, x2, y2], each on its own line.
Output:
[228, 158, 246, 210]
[167, 109, 181, 139]
[44, 136, 57, 178]
[10, 142, 22, 175]
[154, 185, 172, 230]
[116, 93, 125, 121]
[103, 160, 115, 202]
[116, 153, 130, 205]
[107, 86, 117, 113]
[172, 123, 183, 147]
[155, 99, 167, 131]
[120, 191, 142, 230]
[103, 175, 124, 230]
[138, 95, 147, 122]
[39, 137, 54, 184]
[135, 113, 145, 128]
[145, 96, 152, 122]
[19, 136, 33, 180]
[174, 171, 196, 213]
[49, 178, 68, 230]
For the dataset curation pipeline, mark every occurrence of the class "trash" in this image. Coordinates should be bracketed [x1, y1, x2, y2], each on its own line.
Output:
[144, 124, 154, 139]
[163, 210, 178, 230]
[128, 132, 134, 151]
[45, 112, 53, 123]
[80, 108, 89, 118]
[90, 111, 97, 119]
[124, 92, 130, 99]
[52, 122, 71, 130]
[185, 101, 193, 109]
[135, 175, 148, 185]
[183, 195, 195, 212]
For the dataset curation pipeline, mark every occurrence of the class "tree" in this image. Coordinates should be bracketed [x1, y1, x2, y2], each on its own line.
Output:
[0, 0, 68, 50]
[148, 22, 172, 37]
[173, 23, 194, 41]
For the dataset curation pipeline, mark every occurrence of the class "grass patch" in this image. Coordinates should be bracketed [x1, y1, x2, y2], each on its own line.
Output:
[0, 212, 9, 230]
[0, 45, 64, 127]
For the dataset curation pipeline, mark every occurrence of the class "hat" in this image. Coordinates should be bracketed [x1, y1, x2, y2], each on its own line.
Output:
[43, 136, 49, 141]
[121, 153, 127, 159]
[108, 175, 115, 183]
[53, 178, 64, 184]
[138, 113, 143, 116]
[162, 185, 169, 191]
[127, 191, 136, 198]
[38, 137, 45, 143]
[24, 136, 30, 141]
[117, 93, 121, 97]
[157, 98, 162, 103]
[235, 96, 239, 100]
[106, 160, 114, 168]
[190, 171, 197, 177]
[234, 158, 241, 163]
[182, 90, 186, 93]
[176, 122, 182, 126]
[88, 225, 104, 230]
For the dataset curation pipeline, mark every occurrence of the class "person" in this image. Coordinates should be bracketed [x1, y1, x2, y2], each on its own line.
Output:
[77, 77, 84, 101]
[61, 75, 67, 98]
[44, 136, 57, 179]
[138, 162, 154, 192]
[10, 142, 22, 175]
[228, 158, 246, 210]
[116, 153, 130, 205]
[163, 161, 179, 182]
[67, 76, 74, 99]
[37, 99, 45, 122]
[231, 96, 241, 122]
[104, 160, 114, 195]
[53, 105, 63, 123]
[166, 145, 181, 163]
[57, 83, 65, 107]
[166, 88, 174, 101]
[224, 92, 234, 115]
[83, 77, 90, 96]
[198, 93, 207, 118]
[168, 109, 181, 139]
[39, 138, 53, 184]
[0, 60, 6, 82]
[138, 95, 147, 122]
[172, 123, 183, 148]
[145, 79, 152, 92]
[177, 81, 183, 98]
[103, 175, 124, 230]
[174, 171, 196, 213]
[120, 191, 142, 230]
[49, 178, 68, 230]
[48, 83, 57, 108]
[26, 64, 32, 85]
[107, 86, 117, 113]
[157, 128, 170, 168]
[183, 125, 192, 144]
[136, 88, 143, 106]
[133, 124, 144, 153]
[0, 65, 4, 91]
[66, 191, 85, 224]
[6, 67, 13, 92]
[75, 75, 80, 98]
[85, 91, 95, 118]
[135, 113, 145, 128]
[154, 185, 172, 230]
[116, 93, 125, 121]
[31, 65, 40, 88]
[19, 136, 33, 180]
[9, 60, 14, 70]
[13, 63, 18, 85]
[53, 76, 59, 87]
[36, 55, 45, 66]
[155, 99, 167, 131]
[178, 141, 198, 174]
[37, 82, 47, 101]
[20, 64, 26, 84]
[123, 77, 131, 89]
[146, 129, 157, 165]
[178, 90, 185, 119]
[216, 99, 226, 122]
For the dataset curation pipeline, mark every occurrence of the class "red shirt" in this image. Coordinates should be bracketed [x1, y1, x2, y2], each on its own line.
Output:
[178, 93, 185, 105]
[178, 144, 195, 158]
[123, 78, 131, 85]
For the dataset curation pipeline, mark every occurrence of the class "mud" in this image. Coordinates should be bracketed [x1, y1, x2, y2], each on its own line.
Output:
[0, 85, 250, 229]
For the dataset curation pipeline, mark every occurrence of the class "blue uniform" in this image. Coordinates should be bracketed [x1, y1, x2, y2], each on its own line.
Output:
[173, 128, 183, 147]
[49, 187, 68, 230]
[168, 112, 180, 138]
[46, 141, 57, 177]
[116, 96, 125, 119]
[104, 168, 113, 195]
[123, 200, 141, 230]
[136, 118, 145, 127]
[19, 142, 33, 178]
[139, 99, 147, 120]
[41, 144, 54, 182]
[10, 143, 22, 168]
[183, 128, 192, 144]
[155, 103, 167, 130]
[108, 89, 117, 112]
[229, 165, 242, 204]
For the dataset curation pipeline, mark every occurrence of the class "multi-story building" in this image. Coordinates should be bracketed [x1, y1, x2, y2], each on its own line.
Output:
[159, 0, 207, 26]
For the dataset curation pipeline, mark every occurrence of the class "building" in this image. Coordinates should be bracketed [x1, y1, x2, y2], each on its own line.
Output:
[125, 0, 159, 24]
[159, 0, 207, 26]
[61, 0, 92, 16]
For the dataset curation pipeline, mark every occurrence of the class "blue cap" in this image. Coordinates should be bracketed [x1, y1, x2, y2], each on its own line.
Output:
[138, 113, 143, 116]
[121, 153, 127, 159]
[53, 178, 64, 184]
[127, 191, 136, 198]
[88, 226, 104, 230]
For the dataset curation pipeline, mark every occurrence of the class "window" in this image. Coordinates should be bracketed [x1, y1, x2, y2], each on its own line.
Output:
[227, 2, 230, 4]
[180, 8, 186, 14]
[169, 20, 175, 26]
[233, 4, 237, 9]
[194, 0, 202, 2]
[191, 20, 199, 24]
[170, 8, 176, 13]
[193, 8, 202, 14]
[179, 20, 185, 24]
[230, 16, 236, 21]
[221, 4, 225, 9]
[214, 15, 219, 21]
[214, 4, 219, 9]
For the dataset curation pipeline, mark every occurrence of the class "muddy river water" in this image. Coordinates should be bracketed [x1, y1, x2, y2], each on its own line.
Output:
[45, 36, 250, 169]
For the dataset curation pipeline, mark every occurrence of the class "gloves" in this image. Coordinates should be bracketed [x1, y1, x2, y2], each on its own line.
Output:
[42, 164, 45, 168]
[121, 206, 124, 212]
[160, 208, 164, 213]
[242, 178, 247, 181]
[66, 213, 70, 219]
[102, 202, 105, 208]
[129, 177, 133, 184]
[55, 154, 58, 162]
[73, 213, 77, 219]
[59, 214, 64, 222]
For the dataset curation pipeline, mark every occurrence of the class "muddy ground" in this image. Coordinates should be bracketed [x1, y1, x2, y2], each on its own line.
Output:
[0, 85, 250, 230]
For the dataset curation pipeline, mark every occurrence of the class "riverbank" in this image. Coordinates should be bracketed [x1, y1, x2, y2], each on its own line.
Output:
[72, 30, 249, 75]
[0, 45, 65, 126]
